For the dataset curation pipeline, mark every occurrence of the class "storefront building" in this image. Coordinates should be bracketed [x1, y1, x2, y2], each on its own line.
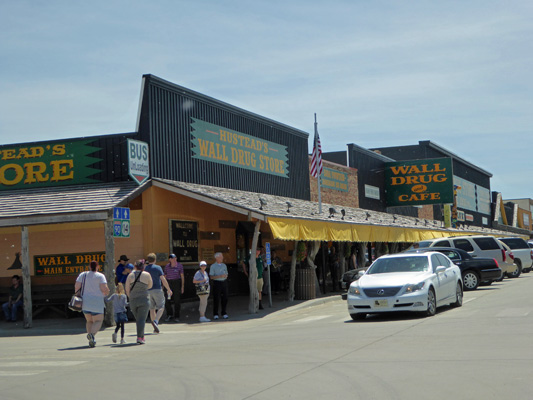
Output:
[1, 75, 522, 327]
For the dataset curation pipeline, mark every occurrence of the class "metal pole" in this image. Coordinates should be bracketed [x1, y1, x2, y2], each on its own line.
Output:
[21, 226, 32, 329]
[315, 113, 322, 214]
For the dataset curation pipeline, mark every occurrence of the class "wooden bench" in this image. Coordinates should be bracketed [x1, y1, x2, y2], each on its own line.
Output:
[31, 284, 74, 318]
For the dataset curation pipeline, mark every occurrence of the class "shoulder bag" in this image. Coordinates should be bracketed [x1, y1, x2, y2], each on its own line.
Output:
[68, 272, 86, 312]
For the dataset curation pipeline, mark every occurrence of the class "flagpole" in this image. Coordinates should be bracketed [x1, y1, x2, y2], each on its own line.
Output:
[315, 113, 322, 214]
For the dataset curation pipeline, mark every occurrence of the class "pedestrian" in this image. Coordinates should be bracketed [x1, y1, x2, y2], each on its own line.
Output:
[242, 248, 264, 310]
[209, 252, 229, 320]
[328, 245, 340, 291]
[164, 254, 184, 322]
[144, 253, 172, 333]
[2, 275, 23, 323]
[106, 283, 129, 344]
[193, 260, 210, 322]
[75, 260, 110, 348]
[125, 259, 153, 345]
[115, 255, 133, 285]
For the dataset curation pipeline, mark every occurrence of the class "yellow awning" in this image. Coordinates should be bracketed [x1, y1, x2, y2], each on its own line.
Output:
[267, 217, 474, 242]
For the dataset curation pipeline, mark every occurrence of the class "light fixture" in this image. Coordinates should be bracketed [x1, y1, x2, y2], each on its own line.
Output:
[341, 209, 346, 220]
[259, 198, 267, 210]
[365, 212, 371, 221]
[328, 207, 337, 218]
[286, 201, 292, 213]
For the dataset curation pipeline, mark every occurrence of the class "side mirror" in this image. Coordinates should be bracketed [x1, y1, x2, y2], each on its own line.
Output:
[436, 266, 446, 274]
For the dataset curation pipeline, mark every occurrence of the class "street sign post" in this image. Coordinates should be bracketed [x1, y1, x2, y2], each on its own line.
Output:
[113, 207, 130, 238]
[265, 242, 272, 307]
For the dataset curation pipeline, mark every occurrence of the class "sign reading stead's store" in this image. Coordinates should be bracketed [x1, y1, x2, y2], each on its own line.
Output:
[190, 118, 289, 178]
[385, 158, 453, 207]
[169, 220, 199, 263]
[34, 252, 106, 276]
[0, 140, 102, 191]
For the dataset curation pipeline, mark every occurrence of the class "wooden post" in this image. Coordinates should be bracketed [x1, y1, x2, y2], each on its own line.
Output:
[104, 217, 116, 327]
[248, 220, 261, 313]
[289, 241, 298, 301]
[21, 226, 32, 329]
[339, 242, 346, 280]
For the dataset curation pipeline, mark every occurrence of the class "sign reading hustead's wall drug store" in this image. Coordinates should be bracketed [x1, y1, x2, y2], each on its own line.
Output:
[190, 118, 289, 178]
[34, 252, 106, 276]
[0, 140, 102, 191]
[385, 158, 453, 207]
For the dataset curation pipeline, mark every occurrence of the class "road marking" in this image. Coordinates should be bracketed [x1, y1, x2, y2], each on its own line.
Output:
[0, 370, 47, 376]
[283, 315, 329, 325]
[0, 361, 86, 367]
[496, 308, 530, 317]
[464, 297, 476, 304]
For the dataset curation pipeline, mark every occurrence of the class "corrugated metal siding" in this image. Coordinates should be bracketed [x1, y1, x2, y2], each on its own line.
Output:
[138, 75, 310, 200]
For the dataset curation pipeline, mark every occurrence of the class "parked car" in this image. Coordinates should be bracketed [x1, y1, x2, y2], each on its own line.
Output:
[346, 252, 462, 320]
[498, 241, 520, 278]
[405, 247, 502, 290]
[498, 237, 533, 273]
[413, 235, 516, 277]
[341, 267, 367, 290]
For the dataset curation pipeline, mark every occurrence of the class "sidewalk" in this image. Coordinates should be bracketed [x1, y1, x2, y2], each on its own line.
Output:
[0, 292, 343, 338]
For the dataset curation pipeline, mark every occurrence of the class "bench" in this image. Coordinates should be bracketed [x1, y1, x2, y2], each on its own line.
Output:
[32, 284, 74, 318]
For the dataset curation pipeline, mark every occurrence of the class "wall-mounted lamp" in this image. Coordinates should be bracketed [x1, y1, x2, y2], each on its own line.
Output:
[286, 202, 292, 213]
[341, 209, 346, 220]
[328, 207, 337, 218]
[259, 198, 267, 210]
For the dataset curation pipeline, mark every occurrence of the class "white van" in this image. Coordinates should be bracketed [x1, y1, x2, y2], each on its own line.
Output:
[415, 235, 517, 277]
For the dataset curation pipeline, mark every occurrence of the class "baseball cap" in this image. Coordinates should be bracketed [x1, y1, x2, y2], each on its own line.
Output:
[169, 254, 177, 259]
[200, 261, 207, 266]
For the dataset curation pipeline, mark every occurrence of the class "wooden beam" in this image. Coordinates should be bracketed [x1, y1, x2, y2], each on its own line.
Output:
[248, 221, 261, 314]
[0, 212, 109, 228]
[103, 217, 115, 327]
[21, 226, 32, 328]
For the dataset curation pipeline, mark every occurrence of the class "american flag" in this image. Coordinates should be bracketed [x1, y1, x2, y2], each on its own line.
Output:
[310, 124, 323, 178]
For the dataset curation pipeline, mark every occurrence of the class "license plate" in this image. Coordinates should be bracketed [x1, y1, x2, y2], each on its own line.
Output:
[373, 299, 388, 308]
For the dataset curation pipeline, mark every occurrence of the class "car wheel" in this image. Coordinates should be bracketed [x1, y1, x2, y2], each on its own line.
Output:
[426, 288, 436, 317]
[507, 262, 522, 279]
[462, 271, 479, 291]
[351, 313, 366, 321]
[452, 282, 463, 307]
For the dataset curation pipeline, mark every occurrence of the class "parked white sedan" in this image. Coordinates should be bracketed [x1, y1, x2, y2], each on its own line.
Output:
[347, 252, 463, 320]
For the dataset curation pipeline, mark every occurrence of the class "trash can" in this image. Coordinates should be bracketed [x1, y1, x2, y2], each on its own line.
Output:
[295, 268, 316, 300]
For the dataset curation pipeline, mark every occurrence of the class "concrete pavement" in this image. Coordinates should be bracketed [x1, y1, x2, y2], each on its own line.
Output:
[0, 291, 342, 338]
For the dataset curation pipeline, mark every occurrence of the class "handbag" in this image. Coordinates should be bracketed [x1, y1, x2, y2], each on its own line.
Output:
[195, 283, 210, 295]
[68, 272, 86, 312]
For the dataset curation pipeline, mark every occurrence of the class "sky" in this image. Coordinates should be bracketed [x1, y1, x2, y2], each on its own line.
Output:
[1, 0, 532, 198]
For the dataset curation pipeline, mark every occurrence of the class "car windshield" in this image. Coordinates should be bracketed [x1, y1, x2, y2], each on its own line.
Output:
[367, 256, 429, 274]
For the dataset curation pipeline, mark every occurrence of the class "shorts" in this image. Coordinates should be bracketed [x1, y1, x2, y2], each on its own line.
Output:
[83, 311, 102, 316]
[148, 289, 165, 310]
[256, 278, 264, 293]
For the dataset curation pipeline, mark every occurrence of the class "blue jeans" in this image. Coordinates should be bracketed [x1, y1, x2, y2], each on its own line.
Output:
[2, 300, 23, 321]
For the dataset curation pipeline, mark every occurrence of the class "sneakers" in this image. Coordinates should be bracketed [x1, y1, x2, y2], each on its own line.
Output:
[112, 332, 117, 343]
[259, 302, 264, 310]
[151, 320, 160, 334]
[120, 339, 126, 345]
[213, 315, 219, 320]
[199, 316, 211, 322]
[136, 337, 145, 345]
[87, 333, 96, 348]
[223, 314, 229, 319]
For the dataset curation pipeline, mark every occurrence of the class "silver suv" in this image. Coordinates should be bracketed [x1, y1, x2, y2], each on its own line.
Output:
[498, 237, 533, 273]
[415, 235, 516, 278]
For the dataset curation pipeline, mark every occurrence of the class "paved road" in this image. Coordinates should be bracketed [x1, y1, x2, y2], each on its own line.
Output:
[2, 274, 533, 400]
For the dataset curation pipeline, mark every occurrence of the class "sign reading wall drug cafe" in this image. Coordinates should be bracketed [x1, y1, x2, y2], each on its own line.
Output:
[190, 118, 289, 178]
[0, 140, 102, 191]
[34, 252, 106, 276]
[385, 158, 453, 207]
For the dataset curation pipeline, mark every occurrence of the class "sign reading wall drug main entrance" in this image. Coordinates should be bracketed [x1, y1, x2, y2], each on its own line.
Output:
[385, 158, 453, 207]
[34, 252, 106, 276]
[190, 118, 289, 178]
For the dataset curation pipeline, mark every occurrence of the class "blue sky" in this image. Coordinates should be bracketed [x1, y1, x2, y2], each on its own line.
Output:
[1, 1, 532, 198]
